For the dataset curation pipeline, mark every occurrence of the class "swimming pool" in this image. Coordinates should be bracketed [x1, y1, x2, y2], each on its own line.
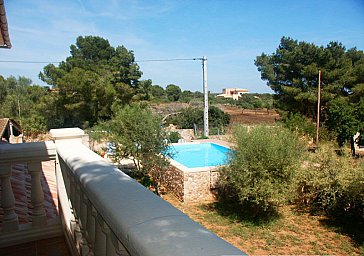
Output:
[167, 142, 230, 169]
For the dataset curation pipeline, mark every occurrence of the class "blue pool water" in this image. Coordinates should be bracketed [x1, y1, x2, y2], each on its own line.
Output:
[167, 143, 230, 168]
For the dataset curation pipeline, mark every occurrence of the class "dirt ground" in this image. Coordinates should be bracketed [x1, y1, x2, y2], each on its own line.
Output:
[151, 102, 281, 129]
[216, 104, 280, 126]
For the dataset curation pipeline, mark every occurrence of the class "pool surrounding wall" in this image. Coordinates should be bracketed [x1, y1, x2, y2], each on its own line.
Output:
[161, 140, 230, 203]
[161, 166, 220, 203]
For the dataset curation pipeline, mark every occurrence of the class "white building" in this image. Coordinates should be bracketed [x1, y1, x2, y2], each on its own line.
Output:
[216, 88, 249, 100]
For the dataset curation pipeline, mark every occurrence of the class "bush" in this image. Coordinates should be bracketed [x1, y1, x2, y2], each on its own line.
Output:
[168, 131, 181, 143]
[295, 144, 364, 221]
[218, 125, 304, 215]
[280, 112, 315, 139]
[167, 106, 230, 129]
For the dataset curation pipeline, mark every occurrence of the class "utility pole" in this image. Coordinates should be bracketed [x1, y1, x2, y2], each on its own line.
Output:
[316, 70, 321, 144]
[202, 56, 209, 137]
[134, 56, 209, 136]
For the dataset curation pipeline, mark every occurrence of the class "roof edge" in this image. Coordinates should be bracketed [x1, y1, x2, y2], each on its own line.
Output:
[0, 0, 12, 49]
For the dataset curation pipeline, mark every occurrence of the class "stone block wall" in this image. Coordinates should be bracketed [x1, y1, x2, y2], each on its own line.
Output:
[184, 171, 215, 203]
[160, 166, 220, 203]
[160, 166, 184, 202]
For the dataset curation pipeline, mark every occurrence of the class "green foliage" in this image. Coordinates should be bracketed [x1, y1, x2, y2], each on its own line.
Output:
[230, 93, 274, 109]
[295, 144, 364, 222]
[168, 107, 202, 128]
[218, 125, 304, 214]
[255, 37, 364, 119]
[165, 84, 182, 101]
[209, 106, 231, 128]
[0, 76, 51, 136]
[280, 112, 315, 139]
[135, 79, 152, 101]
[255, 37, 364, 149]
[93, 104, 170, 177]
[168, 131, 181, 143]
[168, 106, 230, 130]
[150, 85, 166, 100]
[39, 36, 142, 127]
[326, 97, 358, 147]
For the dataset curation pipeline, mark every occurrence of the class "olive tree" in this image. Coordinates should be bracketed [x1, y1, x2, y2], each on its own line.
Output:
[94, 104, 171, 193]
[218, 125, 304, 214]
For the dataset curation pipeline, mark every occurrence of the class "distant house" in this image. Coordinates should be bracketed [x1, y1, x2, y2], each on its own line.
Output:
[216, 88, 249, 100]
[0, 118, 23, 143]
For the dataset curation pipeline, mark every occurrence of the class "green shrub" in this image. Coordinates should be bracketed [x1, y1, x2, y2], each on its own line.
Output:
[168, 131, 181, 143]
[295, 143, 364, 221]
[280, 112, 315, 139]
[218, 125, 304, 214]
[167, 106, 230, 129]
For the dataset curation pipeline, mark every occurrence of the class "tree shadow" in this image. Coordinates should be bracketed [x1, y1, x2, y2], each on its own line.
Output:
[319, 216, 364, 249]
[201, 199, 282, 226]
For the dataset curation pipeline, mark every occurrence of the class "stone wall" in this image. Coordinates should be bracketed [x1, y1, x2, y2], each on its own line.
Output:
[160, 166, 184, 202]
[160, 166, 220, 203]
[184, 171, 215, 203]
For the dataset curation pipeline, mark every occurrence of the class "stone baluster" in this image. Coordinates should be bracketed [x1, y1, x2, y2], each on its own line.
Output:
[105, 226, 117, 256]
[79, 191, 90, 255]
[111, 232, 130, 256]
[93, 213, 121, 256]
[73, 182, 83, 251]
[69, 172, 76, 209]
[94, 214, 107, 255]
[86, 202, 96, 254]
[28, 161, 47, 227]
[74, 181, 81, 219]
[0, 164, 19, 231]
[59, 159, 70, 196]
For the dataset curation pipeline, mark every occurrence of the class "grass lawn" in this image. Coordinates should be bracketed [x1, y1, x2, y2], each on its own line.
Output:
[163, 194, 364, 255]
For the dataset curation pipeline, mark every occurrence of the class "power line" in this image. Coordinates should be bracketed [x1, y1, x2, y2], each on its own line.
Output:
[0, 58, 202, 64]
[0, 60, 61, 64]
[135, 58, 201, 62]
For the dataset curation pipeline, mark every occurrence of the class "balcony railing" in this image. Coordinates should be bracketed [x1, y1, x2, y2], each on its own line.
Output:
[0, 141, 62, 247]
[0, 128, 245, 256]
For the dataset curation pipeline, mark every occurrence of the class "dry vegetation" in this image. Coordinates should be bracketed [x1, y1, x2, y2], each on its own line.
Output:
[217, 104, 280, 126]
[163, 194, 362, 255]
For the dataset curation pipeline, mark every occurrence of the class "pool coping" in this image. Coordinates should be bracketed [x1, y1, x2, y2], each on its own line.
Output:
[168, 140, 231, 173]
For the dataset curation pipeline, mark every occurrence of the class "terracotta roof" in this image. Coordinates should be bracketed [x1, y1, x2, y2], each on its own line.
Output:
[0, 158, 59, 228]
[0, 118, 9, 137]
[0, 118, 22, 138]
[0, 0, 11, 49]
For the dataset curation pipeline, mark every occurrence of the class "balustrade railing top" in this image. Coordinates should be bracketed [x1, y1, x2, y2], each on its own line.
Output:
[0, 141, 56, 164]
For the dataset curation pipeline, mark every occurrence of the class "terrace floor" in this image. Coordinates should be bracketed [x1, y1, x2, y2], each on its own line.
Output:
[0, 236, 71, 256]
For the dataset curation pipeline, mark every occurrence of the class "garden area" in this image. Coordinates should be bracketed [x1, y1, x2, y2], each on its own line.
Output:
[166, 196, 363, 255]
[164, 125, 364, 255]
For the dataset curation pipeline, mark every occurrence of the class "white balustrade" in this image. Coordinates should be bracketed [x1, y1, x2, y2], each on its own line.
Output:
[1, 128, 244, 255]
[94, 214, 107, 255]
[53, 137, 245, 256]
[79, 192, 89, 255]
[28, 161, 47, 227]
[0, 164, 19, 232]
[86, 202, 96, 253]
[0, 141, 58, 248]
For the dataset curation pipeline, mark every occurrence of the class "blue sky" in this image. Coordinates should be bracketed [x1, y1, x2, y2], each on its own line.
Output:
[1, 0, 364, 93]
